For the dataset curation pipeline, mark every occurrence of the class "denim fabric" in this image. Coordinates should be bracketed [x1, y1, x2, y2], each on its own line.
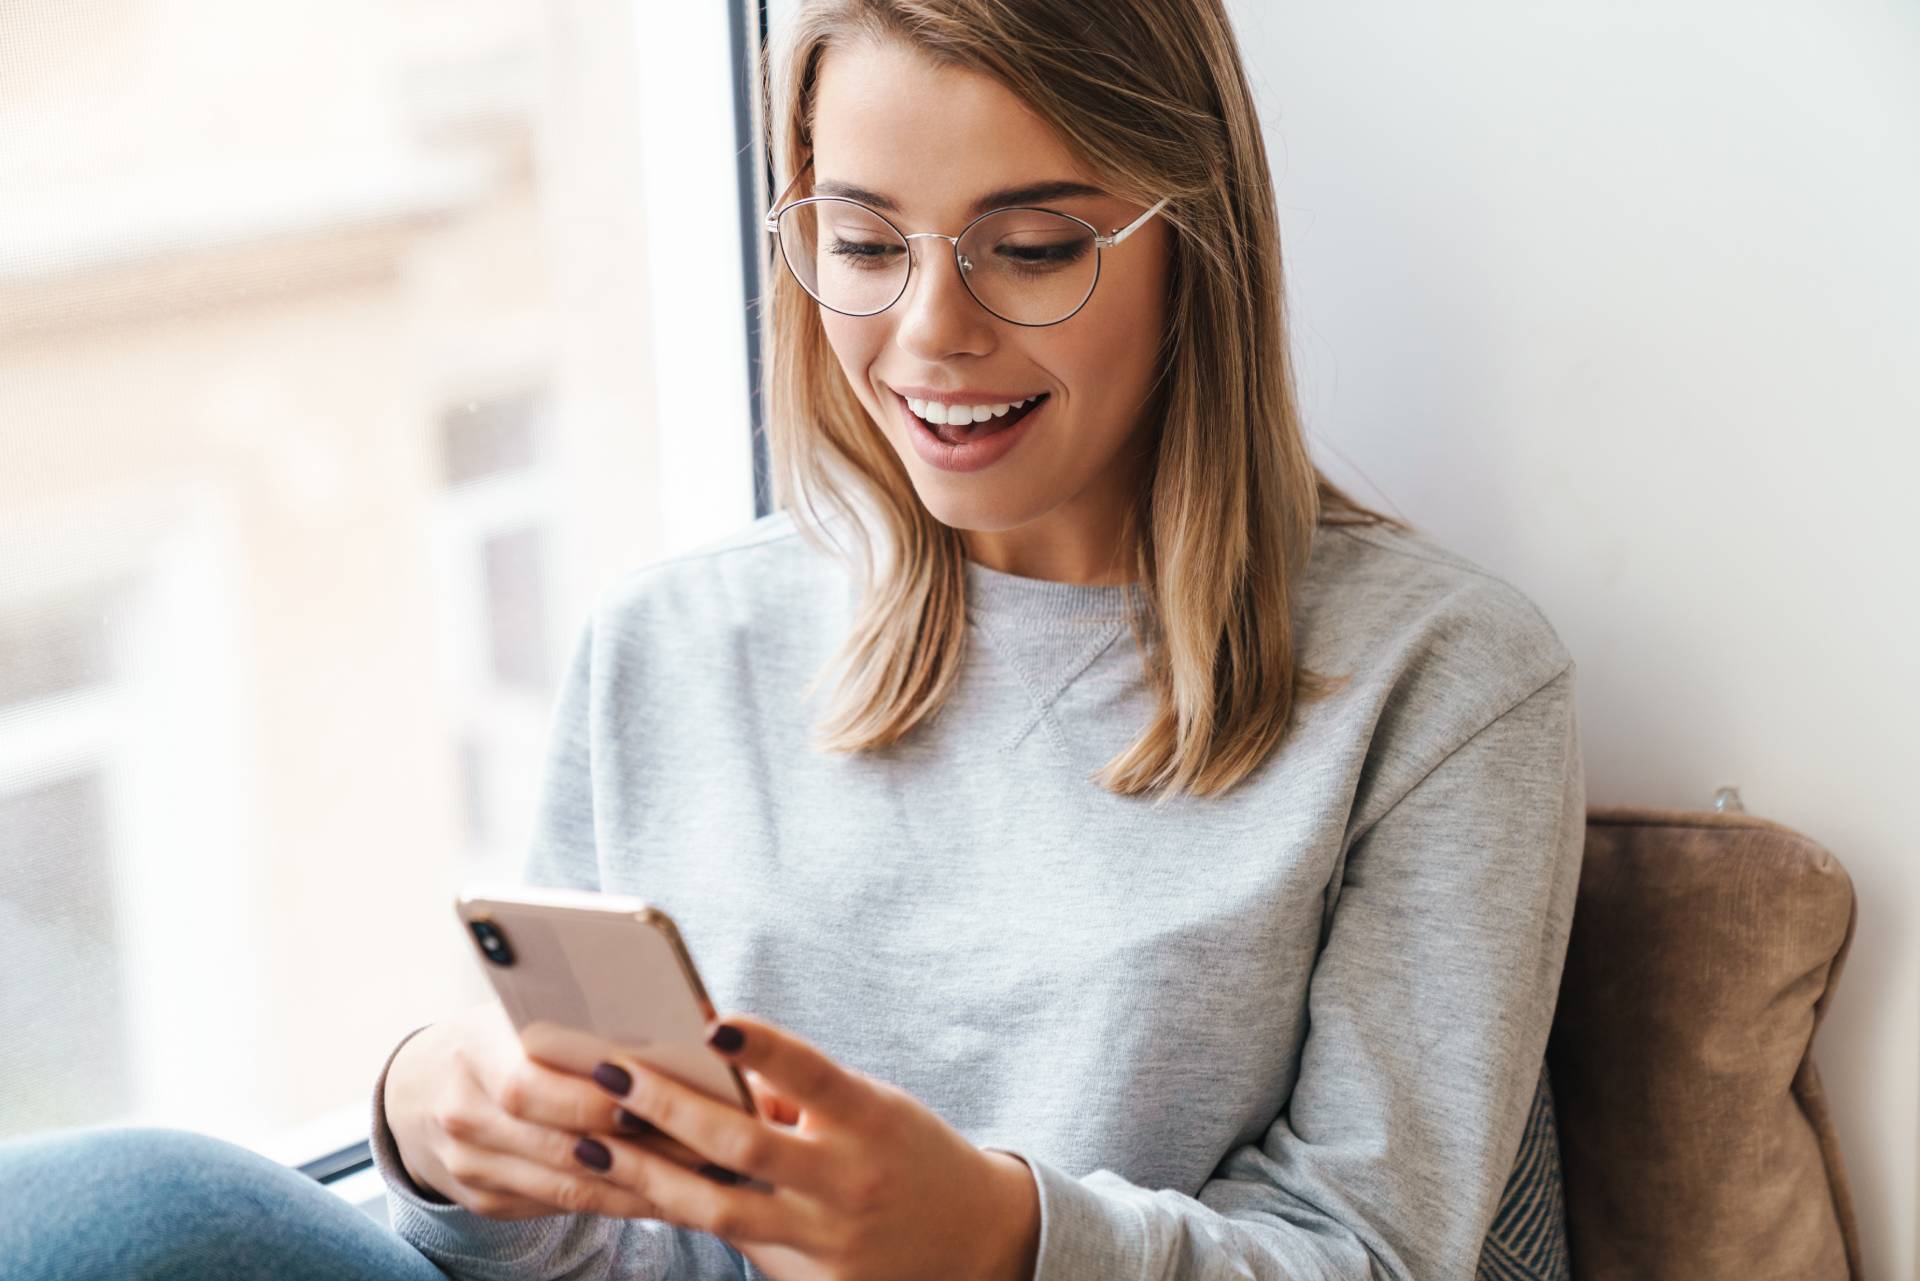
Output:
[0, 1126, 450, 1281]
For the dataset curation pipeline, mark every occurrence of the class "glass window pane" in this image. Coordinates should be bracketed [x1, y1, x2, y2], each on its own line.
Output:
[1, 0, 755, 1163]
[0, 588, 121, 708]
[0, 770, 135, 1139]
[482, 524, 550, 691]
[441, 390, 544, 489]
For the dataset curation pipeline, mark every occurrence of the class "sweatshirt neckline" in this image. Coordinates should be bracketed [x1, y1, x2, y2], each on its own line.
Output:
[963, 558, 1148, 625]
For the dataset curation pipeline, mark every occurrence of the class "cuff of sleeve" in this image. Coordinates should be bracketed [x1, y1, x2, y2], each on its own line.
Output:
[983, 1147, 1150, 1281]
[368, 1023, 573, 1267]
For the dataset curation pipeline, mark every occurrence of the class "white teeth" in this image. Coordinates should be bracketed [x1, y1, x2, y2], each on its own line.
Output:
[902, 393, 1041, 426]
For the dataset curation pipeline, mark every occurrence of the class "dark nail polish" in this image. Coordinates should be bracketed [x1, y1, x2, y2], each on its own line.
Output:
[706, 1024, 745, 1054]
[697, 1162, 742, 1185]
[615, 1108, 657, 1135]
[592, 1062, 632, 1096]
[574, 1137, 612, 1171]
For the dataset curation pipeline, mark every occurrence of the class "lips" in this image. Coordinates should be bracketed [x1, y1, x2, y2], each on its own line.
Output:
[894, 389, 1048, 473]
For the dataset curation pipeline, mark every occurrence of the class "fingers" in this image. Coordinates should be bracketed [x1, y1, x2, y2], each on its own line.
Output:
[588, 1131, 816, 1248]
[440, 1063, 815, 1248]
[701, 1013, 876, 1127]
[456, 1010, 787, 1176]
[589, 1054, 824, 1195]
[427, 1050, 694, 1221]
[441, 1002, 836, 1235]
[437, 1142, 665, 1221]
[462, 1036, 634, 1139]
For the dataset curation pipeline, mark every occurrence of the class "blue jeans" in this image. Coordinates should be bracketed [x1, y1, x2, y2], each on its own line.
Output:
[0, 1126, 450, 1281]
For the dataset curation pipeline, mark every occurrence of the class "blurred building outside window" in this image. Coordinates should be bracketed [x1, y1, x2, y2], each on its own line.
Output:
[0, 0, 758, 1168]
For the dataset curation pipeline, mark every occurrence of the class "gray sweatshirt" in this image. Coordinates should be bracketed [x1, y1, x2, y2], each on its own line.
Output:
[368, 508, 1586, 1281]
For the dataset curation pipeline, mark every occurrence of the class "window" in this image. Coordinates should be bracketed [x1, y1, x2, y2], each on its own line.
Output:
[430, 385, 566, 880]
[0, 770, 134, 1135]
[1, 0, 760, 1163]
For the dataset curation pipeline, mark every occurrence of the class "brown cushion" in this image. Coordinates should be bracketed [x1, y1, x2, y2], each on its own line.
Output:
[1546, 806, 1862, 1281]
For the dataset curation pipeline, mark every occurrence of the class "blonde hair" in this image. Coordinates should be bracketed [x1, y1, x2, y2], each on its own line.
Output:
[763, 0, 1410, 801]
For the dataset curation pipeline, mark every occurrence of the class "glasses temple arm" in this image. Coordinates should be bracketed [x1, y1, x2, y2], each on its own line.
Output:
[763, 158, 816, 230]
[1102, 197, 1171, 247]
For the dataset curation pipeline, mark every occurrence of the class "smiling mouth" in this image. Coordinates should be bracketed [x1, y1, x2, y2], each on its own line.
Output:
[900, 393, 1050, 446]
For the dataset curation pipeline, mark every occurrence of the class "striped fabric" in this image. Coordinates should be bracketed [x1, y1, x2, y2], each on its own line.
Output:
[1474, 1061, 1573, 1281]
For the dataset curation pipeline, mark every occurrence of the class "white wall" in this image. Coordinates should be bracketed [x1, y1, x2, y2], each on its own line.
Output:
[1229, 2, 1919, 1273]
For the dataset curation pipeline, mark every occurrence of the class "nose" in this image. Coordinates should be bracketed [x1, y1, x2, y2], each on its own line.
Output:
[892, 234, 994, 361]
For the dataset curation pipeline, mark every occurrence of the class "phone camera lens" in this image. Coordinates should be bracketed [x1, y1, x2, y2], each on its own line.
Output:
[469, 919, 516, 967]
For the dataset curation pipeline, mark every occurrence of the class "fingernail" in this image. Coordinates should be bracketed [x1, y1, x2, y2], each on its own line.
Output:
[615, 1108, 657, 1135]
[592, 1062, 632, 1096]
[706, 1024, 744, 1054]
[574, 1137, 612, 1171]
[697, 1162, 742, 1184]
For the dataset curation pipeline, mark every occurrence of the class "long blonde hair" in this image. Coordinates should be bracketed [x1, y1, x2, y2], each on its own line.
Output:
[763, 0, 1409, 801]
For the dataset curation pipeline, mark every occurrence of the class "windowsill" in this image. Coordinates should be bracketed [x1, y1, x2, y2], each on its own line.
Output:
[251, 1099, 372, 1169]
[242, 1098, 389, 1221]
[325, 1160, 392, 1223]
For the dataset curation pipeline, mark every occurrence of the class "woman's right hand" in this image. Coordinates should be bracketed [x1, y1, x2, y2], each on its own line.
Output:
[382, 999, 684, 1221]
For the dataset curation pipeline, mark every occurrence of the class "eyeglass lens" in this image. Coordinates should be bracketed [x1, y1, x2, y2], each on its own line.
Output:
[774, 198, 1099, 326]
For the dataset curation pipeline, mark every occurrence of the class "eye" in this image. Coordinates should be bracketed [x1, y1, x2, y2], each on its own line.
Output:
[991, 238, 1092, 277]
[998, 241, 1086, 264]
[827, 238, 903, 268]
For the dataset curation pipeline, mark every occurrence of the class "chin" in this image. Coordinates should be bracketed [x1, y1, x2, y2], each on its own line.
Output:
[902, 482, 1035, 537]
[874, 419, 1045, 535]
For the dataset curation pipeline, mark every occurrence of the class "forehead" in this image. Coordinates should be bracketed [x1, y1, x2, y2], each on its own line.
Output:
[809, 38, 1098, 218]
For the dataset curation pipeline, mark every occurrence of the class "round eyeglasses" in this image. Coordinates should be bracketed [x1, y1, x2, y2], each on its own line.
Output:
[764, 165, 1170, 328]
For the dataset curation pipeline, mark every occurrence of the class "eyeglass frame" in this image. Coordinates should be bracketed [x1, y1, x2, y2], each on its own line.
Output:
[763, 158, 1171, 328]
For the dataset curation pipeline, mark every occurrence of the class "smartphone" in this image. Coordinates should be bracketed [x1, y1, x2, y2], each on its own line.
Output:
[453, 884, 757, 1119]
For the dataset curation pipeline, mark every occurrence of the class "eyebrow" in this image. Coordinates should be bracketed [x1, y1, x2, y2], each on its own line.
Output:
[810, 178, 1108, 217]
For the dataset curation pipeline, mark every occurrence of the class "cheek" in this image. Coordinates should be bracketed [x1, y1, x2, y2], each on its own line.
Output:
[1077, 281, 1166, 416]
[1049, 302, 1161, 417]
[1087, 259, 1166, 358]
[820, 313, 888, 405]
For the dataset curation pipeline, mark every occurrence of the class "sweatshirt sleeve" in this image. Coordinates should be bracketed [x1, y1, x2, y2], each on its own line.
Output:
[368, 607, 749, 1280]
[985, 662, 1586, 1281]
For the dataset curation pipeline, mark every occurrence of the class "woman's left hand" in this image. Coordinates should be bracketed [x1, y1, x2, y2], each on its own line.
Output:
[581, 1013, 1041, 1281]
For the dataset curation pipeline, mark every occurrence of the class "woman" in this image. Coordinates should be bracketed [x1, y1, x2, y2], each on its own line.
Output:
[0, 2, 1582, 1279]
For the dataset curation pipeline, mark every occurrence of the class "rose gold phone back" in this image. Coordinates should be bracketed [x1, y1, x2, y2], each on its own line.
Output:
[455, 887, 745, 1110]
